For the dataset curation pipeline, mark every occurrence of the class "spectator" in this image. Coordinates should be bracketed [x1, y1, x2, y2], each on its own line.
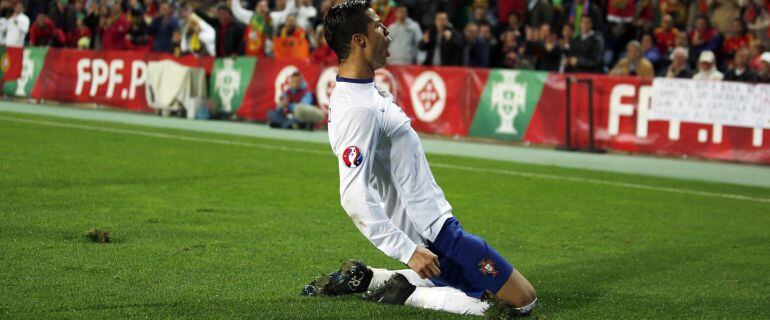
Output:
[269, 0, 295, 33]
[372, 0, 397, 27]
[688, 15, 721, 63]
[83, 1, 100, 48]
[724, 48, 758, 82]
[497, 12, 523, 42]
[748, 42, 767, 70]
[653, 14, 679, 55]
[296, 0, 317, 31]
[143, 0, 159, 24]
[198, 4, 245, 57]
[633, 0, 656, 36]
[566, 15, 604, 73]
[611, 40, 655, 77]
[660, 0, 687, 28]
[606, 0, 636, 63]
[149, 2, 180, 53]
[500, 29, 532, 68]
[268, 71, 317, 129]
[125, 9, 151, 51]
[68, 17, 92, 48]
[567, 0, 604, 37]
[462, 22, 490, 67]
[526, 23, 561, 71]
[470, 4, 497, 27]
[100, 2, 129, 50]
[744, 0, 769, 44]
[5, 2, 29, 47]
[757, 52, 770, 82]
[641, 34, 662, 67]
[663, 46, 695, 78]
[693, 50, 724, 80]
[48, 0, 77, 36]
[273, 13, 310, 60]
[481, 23, 503, 67]
[720, 18, 753, 63]
[527, 0, 553, 28]
[310, 26, 336, 64]
[30, 14, 65, 46]
[180, 2, 216, 56]
[0, 1, 11, 45]
[387, 5, 422, 65]
[497, 0, 526, 30]
[419, 11, 463, 66]
[232, 0, 272, 57]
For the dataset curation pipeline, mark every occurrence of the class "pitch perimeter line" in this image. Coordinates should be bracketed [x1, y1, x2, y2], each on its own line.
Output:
[2, 115, 768, 204]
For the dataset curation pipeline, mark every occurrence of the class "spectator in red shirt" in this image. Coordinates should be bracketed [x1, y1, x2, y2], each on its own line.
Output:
[721, 18, 753, 62]
[688, 15, 720, 65]
[68, 17, 91, 48]
[653, 14, 679, 55]
[99, 3, 129, 50]
[310, 27, 337, 65]
[30, 14, 65, 46]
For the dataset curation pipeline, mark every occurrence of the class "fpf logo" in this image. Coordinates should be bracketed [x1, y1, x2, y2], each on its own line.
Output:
[410, 71, 446, 122]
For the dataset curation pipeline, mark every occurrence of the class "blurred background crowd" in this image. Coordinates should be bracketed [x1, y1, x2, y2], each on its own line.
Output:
[1, 0, 769, 81]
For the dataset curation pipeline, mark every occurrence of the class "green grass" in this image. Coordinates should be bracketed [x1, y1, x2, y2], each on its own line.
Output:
[0, 111, 768, 319]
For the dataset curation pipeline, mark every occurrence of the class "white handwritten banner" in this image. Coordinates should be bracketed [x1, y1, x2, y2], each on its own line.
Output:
[650, 78, 770, 128]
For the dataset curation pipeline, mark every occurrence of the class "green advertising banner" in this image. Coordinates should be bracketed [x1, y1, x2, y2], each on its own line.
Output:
[469, 69, 547, 141]
[209, 57, 256, 113]
[3, 46, 48, 97]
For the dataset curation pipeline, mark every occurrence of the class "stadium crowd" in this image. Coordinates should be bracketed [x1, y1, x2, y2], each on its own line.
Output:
[1, 0, 769, 81]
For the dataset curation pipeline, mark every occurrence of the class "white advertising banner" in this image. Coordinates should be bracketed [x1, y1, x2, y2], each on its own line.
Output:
[650, 78, 770, 128]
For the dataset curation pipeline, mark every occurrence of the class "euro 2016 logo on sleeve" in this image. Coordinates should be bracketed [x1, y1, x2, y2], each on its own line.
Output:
[342, 146, 363, 168]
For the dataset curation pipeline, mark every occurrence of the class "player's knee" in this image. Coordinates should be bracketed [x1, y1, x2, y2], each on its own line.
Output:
[503, 288, 536, 309]
[497, 273, 536, 308]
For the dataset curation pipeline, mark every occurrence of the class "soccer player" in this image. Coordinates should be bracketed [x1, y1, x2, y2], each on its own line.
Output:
[302, 1, 537, 317]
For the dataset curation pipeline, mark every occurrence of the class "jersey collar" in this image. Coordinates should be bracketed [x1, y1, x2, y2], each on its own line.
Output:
[336, 76, 374, 84]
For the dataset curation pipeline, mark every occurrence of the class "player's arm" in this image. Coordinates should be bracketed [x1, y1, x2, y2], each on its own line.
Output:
[335, 107, 440, 278]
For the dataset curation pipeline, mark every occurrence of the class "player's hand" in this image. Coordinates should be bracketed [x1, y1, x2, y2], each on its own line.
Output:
[407, 247, 441, 279]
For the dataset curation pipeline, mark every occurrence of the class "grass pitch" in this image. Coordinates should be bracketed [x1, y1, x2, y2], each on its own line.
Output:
[0, 111, 768, 319]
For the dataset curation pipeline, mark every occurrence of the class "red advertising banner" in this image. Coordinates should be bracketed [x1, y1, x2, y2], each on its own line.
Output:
[237, 59, 485, 137]
[237, 58, 322, 121]
[34, 48, 213, 111]
[524, 74, 770, 164]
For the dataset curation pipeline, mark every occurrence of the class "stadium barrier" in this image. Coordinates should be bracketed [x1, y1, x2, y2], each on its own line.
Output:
[6, 47, 769, 164]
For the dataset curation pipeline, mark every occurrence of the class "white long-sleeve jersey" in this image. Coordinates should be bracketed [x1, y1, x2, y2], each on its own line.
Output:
[328, 77, 453, 264]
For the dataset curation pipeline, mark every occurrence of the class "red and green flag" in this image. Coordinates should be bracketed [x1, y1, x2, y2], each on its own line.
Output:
[468, 70, 547, 141]
[3, 47, 48, 97]
[209, 57, 256, 113]
[0, 46, 23, 80]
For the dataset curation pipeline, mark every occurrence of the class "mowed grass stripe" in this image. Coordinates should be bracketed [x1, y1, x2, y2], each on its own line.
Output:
[1, 115, 768, 205]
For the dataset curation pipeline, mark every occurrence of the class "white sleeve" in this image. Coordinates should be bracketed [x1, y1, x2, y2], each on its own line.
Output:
[231, 0, 254, 25]
[197, 19, 217, 56]
[335, 107, 418, 264]
[18, 15, 29, 34]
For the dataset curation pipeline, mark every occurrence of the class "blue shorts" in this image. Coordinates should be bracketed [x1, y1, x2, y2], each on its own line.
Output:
[426, 217, 514, 299]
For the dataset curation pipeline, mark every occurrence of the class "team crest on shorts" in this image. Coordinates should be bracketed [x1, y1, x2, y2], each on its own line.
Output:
[342, 146, 363, 168]
[479, 258, 499, 277]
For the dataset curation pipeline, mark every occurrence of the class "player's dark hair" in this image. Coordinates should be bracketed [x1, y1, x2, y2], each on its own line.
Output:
[324, 0, 372, 62]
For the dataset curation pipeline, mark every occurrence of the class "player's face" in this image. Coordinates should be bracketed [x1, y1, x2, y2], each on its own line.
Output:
[364, 8, 391, 70]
